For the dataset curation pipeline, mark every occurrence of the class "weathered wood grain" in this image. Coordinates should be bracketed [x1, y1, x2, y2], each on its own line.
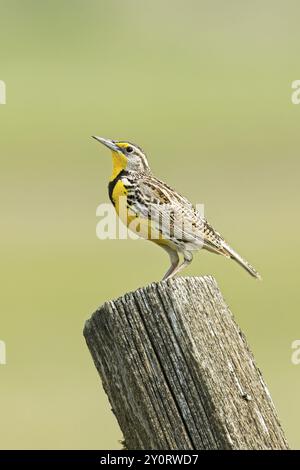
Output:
[84, 276, 288, 450]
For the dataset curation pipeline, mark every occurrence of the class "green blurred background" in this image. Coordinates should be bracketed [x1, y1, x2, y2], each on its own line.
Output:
[0, 0, 299, 449]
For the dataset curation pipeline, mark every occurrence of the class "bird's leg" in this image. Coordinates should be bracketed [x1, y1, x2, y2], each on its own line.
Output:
[163, 251, 193, 280]
[161, 247, 180, 281]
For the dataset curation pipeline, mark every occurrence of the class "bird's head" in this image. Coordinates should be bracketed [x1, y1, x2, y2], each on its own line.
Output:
[92, 136, 150, 174]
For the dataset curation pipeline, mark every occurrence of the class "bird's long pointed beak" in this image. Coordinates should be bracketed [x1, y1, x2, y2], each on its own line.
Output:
[92, 136, 119, 152]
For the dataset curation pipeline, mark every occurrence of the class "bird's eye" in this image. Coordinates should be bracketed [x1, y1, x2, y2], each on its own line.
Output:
[126, 146, 133, 153]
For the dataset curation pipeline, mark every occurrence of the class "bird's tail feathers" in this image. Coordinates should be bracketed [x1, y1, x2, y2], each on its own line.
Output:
[221, 241, 262, 280]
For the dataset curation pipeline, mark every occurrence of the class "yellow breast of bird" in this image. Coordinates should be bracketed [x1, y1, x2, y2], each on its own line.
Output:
[111, 180, 173, 244]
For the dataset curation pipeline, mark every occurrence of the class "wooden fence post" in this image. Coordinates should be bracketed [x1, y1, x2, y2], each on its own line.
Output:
[83, 276, 289, 450]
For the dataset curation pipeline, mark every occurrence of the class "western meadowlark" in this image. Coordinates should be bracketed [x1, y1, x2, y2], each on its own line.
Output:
[92, 136, 261, 280]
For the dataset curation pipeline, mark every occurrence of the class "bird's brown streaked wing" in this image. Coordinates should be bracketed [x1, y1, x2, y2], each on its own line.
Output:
[128, 175, 227, 253]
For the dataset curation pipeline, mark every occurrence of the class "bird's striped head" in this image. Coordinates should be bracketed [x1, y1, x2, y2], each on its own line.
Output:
[92, 136, 150, 176]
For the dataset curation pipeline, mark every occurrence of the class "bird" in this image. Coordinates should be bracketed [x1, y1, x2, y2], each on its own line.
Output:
[92, 136, 261, 281]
